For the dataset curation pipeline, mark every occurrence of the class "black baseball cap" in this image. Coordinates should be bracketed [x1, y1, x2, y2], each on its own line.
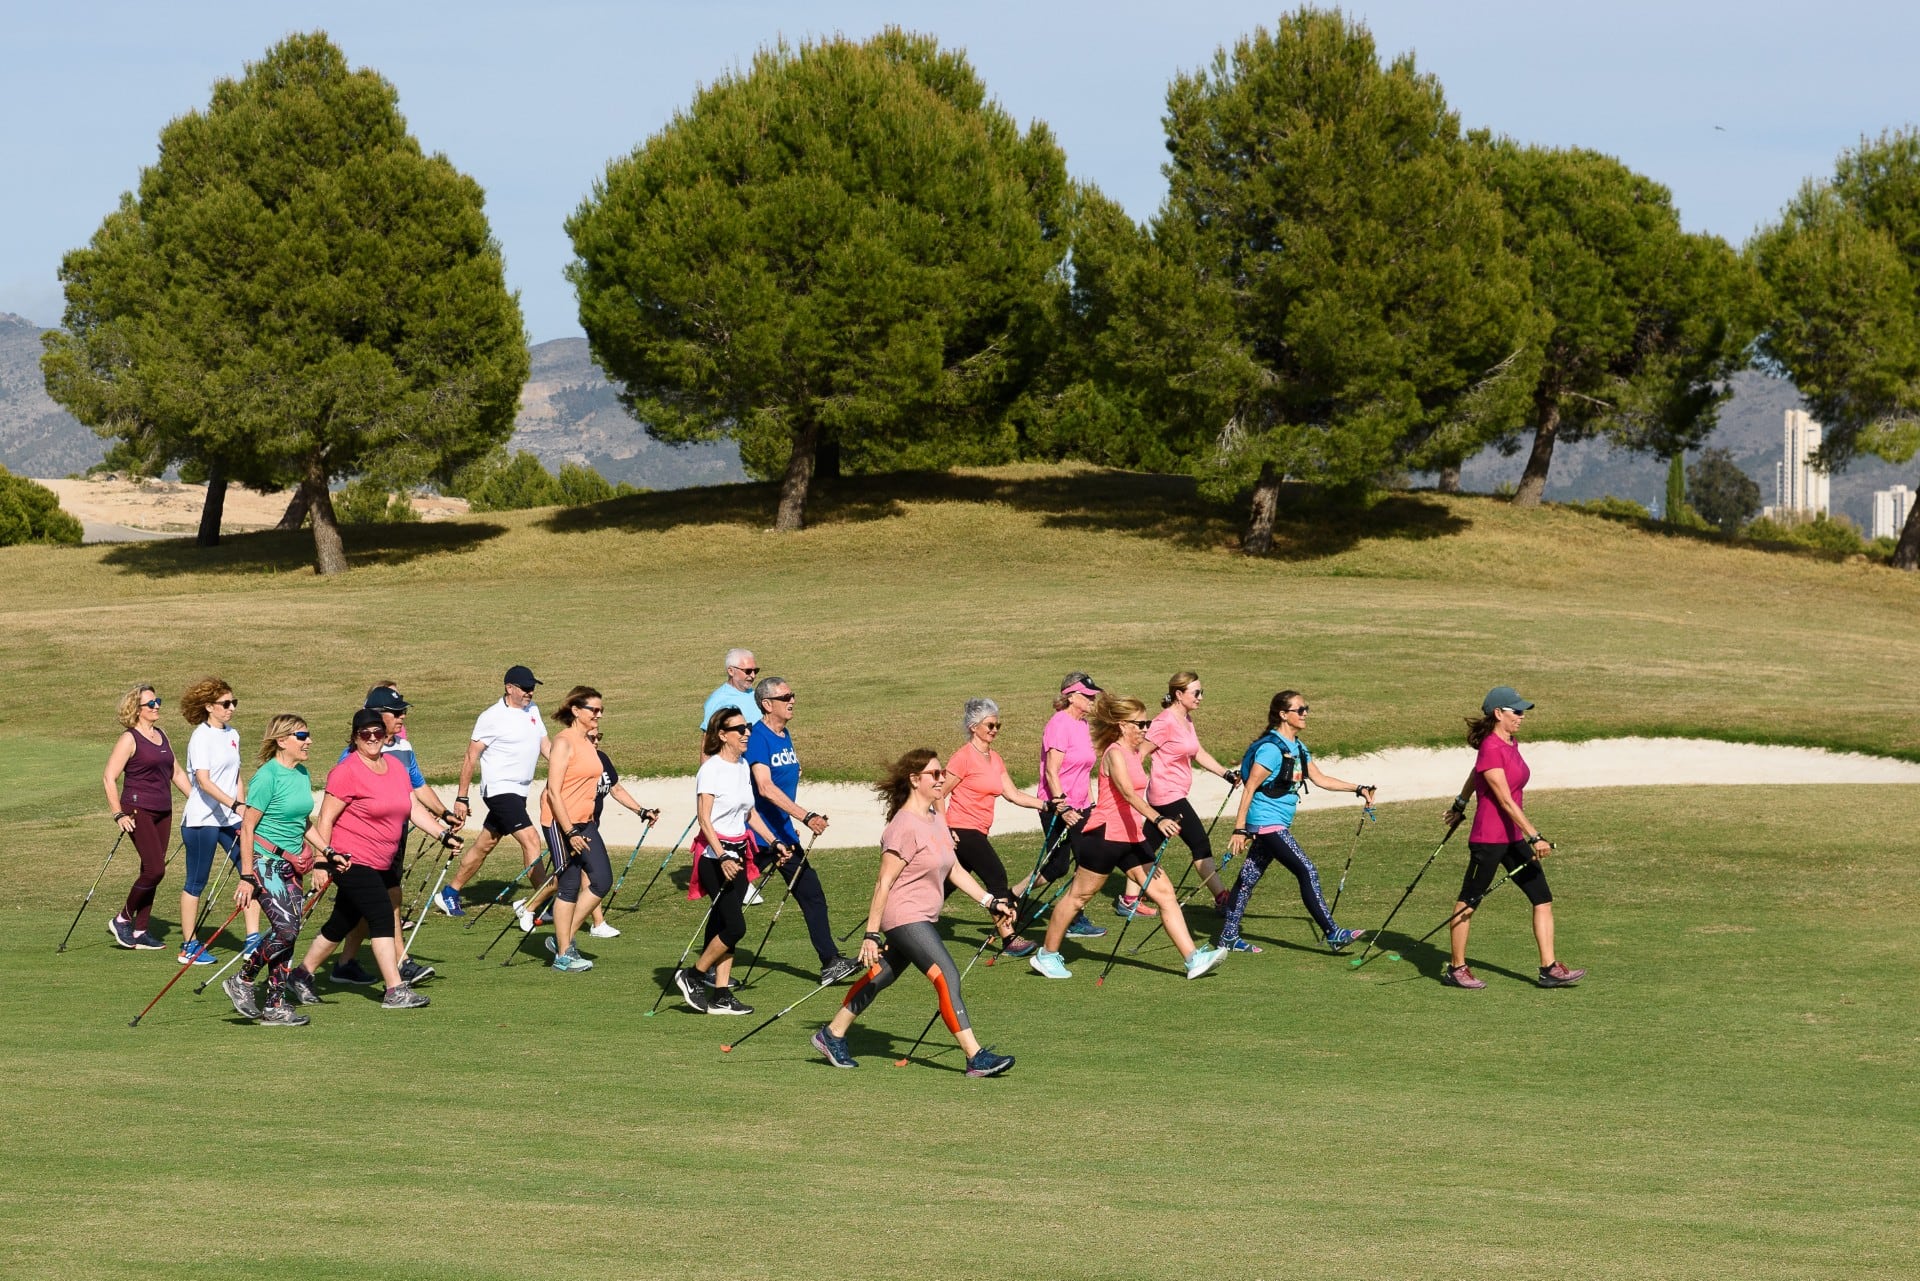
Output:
[365, 687, 410, 713]
[505, 665, 542, 691]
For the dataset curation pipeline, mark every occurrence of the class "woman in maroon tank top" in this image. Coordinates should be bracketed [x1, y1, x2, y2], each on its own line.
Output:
[102, 684, 191, 949]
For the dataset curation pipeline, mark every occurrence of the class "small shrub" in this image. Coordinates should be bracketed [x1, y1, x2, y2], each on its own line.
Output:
[335, 476, 421, 524]
[450, 450, 561, 512]
[0, 466, 85, 546]
[1565, 495, 1651, 523]
[1742, 513, 1866, 556]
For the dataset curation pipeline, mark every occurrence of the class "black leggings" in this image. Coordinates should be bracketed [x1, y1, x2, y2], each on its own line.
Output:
[1158, 796, 1214, 865]
[118, 808, 172, 932]
[841, 919, 971, 1033]
[1221, 827, 1335, 940]
[1461, 840, 1553, 906]
[1037, 810, 1085, 884]
[697, 857, 750, 949]
[318, 865, 398, 944]
[547, 821, 611, 903]
[951, 828, 1011, 900]
[764, 846, 837, 965]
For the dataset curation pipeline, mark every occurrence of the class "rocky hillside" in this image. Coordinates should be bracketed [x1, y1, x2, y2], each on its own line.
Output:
[0, 313, 103, 477]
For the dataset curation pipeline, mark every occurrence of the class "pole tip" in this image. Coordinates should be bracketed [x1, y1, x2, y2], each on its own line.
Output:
[1094, 976, 1105, 986]
[127, 1019, 140, 1027]
[892, 1059, 909, 1067]
[720, 1045, 733, 1052]
[1348, 957, 1364, 967]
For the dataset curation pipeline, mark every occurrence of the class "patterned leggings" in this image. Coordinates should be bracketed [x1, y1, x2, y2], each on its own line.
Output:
[1221, 828, 1335, 941]
[241, 865, 306, 1003]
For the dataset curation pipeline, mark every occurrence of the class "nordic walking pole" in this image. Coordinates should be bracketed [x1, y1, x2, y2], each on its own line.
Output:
[720, 966, 877, 1055]
[402, 845, 457, 930]
[1327, 800, 1378, 920]
[1350, 819, 1462, 970]
[628, 816, 696, 909]
[1406, 844, 1554, 952]
[480, 875, 559, 961]
[1128, 849, 1235, 956]
[595, 815, 660, 913]
[1097, 837, 1172, 987]
[195, 881, 327, 994]
[982, 817, 1065, 967]
[403, 835, 466, 953]
[1005, 812, 1080, 939]
[1128, 788, 1236, 955]
[182, 854, 234, 953]
[461, 854, 538, 931]
[738, 833, 819, 988]
[130, 901, 245, 1026]
[645, 895, 722, 1017]
[57, 831, 124, 953]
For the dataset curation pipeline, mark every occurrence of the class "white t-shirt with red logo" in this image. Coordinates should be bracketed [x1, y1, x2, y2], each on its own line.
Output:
[183, 722, 243, 828]
[471, 698, 546, 798]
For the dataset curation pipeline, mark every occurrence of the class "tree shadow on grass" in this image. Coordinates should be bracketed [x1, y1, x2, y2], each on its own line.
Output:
[97, 521, 509, 578]
[541, 467, 1469, 560]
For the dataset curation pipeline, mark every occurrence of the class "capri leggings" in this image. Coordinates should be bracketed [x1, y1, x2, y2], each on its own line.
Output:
[1036, 810, 1086, 884]
[1221, 827, 1335, 941]
[951, 828, 1012, 900]
[118, 808, 173, 931]
[1460, 840, 1553, 906]
[546, 820, 612, 903]
[1157, 796, 1214, 865]
[318, 865, 398, 944]
[696, 854, 751, 949]
[840, 919, 971, 1034]
[241, 859, 307, 1001]
[181, 825, 240, 896]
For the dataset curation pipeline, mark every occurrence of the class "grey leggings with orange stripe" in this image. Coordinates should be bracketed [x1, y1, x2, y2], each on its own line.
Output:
[840, 920, 971, 1033]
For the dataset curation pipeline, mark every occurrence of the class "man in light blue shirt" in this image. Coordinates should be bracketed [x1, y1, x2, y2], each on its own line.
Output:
[698, 648, 762, 762]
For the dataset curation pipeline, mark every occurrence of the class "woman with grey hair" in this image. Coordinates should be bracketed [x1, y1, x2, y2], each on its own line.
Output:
[944, 697, 1048, 957]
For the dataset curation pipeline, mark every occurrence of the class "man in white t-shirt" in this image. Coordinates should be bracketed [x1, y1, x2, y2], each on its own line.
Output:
[439, 665, 551, 916]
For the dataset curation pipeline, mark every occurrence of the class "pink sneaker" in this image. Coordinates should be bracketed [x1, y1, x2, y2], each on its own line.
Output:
[1441, 964, 1487, 990]
[1538, 961, 1586, 988]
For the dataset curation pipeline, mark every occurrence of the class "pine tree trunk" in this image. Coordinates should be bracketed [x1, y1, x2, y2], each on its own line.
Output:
[196, 461, 226, 547]
[1894, 494, 1920, 570]
[1243, 462, 1281, 555]
[276, 488, 310, 530]
[303, 459, 348, 575]
[1438, 463, 1461, 494]
[1512, 395, 1560, 508]
[774, 418, 820, 533]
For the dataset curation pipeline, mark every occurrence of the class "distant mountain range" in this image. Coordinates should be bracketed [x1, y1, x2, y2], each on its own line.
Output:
[2, 313, 1909, 521]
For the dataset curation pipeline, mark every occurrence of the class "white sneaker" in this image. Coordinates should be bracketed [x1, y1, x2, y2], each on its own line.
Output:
[743, 880, 766, 906]
[513, 899, 535, 934]
[1184, 945, 1228, 980]
[588, 921, 620, 938]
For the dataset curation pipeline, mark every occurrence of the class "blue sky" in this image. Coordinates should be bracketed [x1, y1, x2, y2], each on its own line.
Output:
[4, 1, 1916, 342]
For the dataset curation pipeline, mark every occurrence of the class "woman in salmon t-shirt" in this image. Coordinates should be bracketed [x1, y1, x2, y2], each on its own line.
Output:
[290, 710, 463, 1009]
[1028, 693, 1228, 983]
[944, 698, 1048, 958]
[810, 749, 1017, 1077]
[1439, 687, 1583, 991]
[1131, 671, 1241, 920]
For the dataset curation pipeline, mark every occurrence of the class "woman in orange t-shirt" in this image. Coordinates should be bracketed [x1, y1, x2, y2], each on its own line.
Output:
[944, 698, 1048, 957]
[538, 686, 612, 971]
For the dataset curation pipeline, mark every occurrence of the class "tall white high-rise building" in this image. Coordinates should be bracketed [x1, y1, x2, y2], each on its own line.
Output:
[1872, 484, 1913, 540]
[1773, 409, 1829, 517]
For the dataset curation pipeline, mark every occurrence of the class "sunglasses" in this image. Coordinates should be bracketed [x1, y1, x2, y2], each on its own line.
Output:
[1127, 720, 1152, 730]
[288, 730, 311, 741]
[733, 666, 759, 676]
[979, 721, 1001, 731]
[214, 698, 238, 709]
[721, 723, 749, 736]
[356, 728, 386, 741]
[1287, 705, 1310, 716]
[141, 698, 163, 709]
[915, 768, 947, 781]
[1501, 707, 1527, 717]
[577, 705, 605, 715]
[766, 693, 795, 703]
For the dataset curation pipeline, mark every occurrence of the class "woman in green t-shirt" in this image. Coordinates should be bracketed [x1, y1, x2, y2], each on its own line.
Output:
[223, 715, 322, 1026]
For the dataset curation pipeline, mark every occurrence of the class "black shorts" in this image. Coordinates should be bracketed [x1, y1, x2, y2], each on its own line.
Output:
[483, 791, 533, 837]
[318, 864, 399, 944]
[1072, 825, 1153, 876]
[379, 862, 403, 890]
[1461, 840, 1553, 907]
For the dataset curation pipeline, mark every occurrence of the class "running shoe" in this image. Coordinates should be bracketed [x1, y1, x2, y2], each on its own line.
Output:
[286, 967, 323, 1005]
[820, 955, 862, 985]
[1183, 945, 1228, 980]
[1029, 949, 1073, 979]
[964, 1046, 1015, 1078]
[1064, 913, 1107, 939]
[701, 968, 718, 988]
[177, 941, 216, 966]
[706, 988, 753, 1015]
[241, 931, 263, 956]
[222, 974, 261, 1020]
[513, 898, 536, 933]
[256, 1003, 310, 1028]
[674, 968, 710, 1012]
[743, 880, 766, 906]
[1000, 936, 1038, 959]
[1324, 926, 1367, 952]
[1441, 964, 1487, 989]
[107, 917, 137, 949]
[812, 1026, 858, 1068]
[131, 931, 166, 950]
[1221, 935, 1263, 954]
[1113, 894, 1159, 919]
[543, 937, 583, 961]
[434, 885, 465, 917]
[381, 982, 430, 1009]
[588, 921, 621, 938]
[330, 957, 377, 985]
[399, 958, 435, 985]
[1538, 962, 1586, 988]
[552, 952, 595, 973]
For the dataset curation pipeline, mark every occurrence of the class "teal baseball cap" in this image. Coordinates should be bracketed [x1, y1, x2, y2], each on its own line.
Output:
[1482, 685, 1535, 714]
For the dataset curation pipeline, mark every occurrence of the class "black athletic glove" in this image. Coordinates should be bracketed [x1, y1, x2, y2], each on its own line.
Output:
[641, 808, 661, 824]
[1224, 769, 1242, 787]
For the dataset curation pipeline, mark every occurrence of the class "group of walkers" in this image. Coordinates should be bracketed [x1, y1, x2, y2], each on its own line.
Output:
[95, 651, 1583, 1071]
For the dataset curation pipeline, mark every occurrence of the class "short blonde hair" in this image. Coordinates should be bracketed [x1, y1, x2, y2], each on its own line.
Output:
[116, 684, 156, 730]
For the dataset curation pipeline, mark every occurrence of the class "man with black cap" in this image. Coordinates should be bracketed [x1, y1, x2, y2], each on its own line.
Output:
[330, 682, 451, 986]
[440, 666, 551, 916]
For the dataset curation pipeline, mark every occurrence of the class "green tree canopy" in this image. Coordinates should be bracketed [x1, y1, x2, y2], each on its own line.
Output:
[41, 32, 527, 574]
[565, 28, 1068, 531]
[1752, 128, 1920, 568]
[0, 468, 84, 547]
[1482, 141, 1750, 508]
[1686, 447, 1761, 533]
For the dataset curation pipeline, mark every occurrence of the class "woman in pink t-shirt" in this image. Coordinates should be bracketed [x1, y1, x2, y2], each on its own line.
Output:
[1128, 670, 1242, 919]
[810, 750, 1016, 1077]
[946, 698, 1048, 957]
[1010, 673, 1108, 943]
[1438, 687, 1583, 990]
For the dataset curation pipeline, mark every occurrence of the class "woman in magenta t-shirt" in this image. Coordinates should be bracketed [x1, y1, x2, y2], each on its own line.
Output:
[1133, 671, 1242, 919]
[810, 749, 1016, 1077]
[1439, 687, 1584, 990]
[1010, 673, 1107, 941]
[945, 698, 1048, 957]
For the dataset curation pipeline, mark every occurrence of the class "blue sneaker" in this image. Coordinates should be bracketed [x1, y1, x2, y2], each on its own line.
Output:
[177, 941, 216, 966]
[544, 937, 582, 961]
[812, 1027, 859, 1068]
[1029, 948, 1072, 979]
[1324, 926, 1366, 952]
[107, 917, 137, 949]
[1222, 935, 1264, 954]
[552, 952, 594, 973]
[241, 931, 264, 956]
[1064, 913, 1107, 939]
[131, 931, 166, 950]
[965, 1046, 1016, 1078]
[1184, 945, 1228, 979]
[434, 885, 465, 918]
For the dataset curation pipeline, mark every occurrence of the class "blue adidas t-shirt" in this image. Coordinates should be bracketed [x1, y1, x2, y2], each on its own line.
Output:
[1240, 733, 1310, 828]
[744, 721, 801, 845]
